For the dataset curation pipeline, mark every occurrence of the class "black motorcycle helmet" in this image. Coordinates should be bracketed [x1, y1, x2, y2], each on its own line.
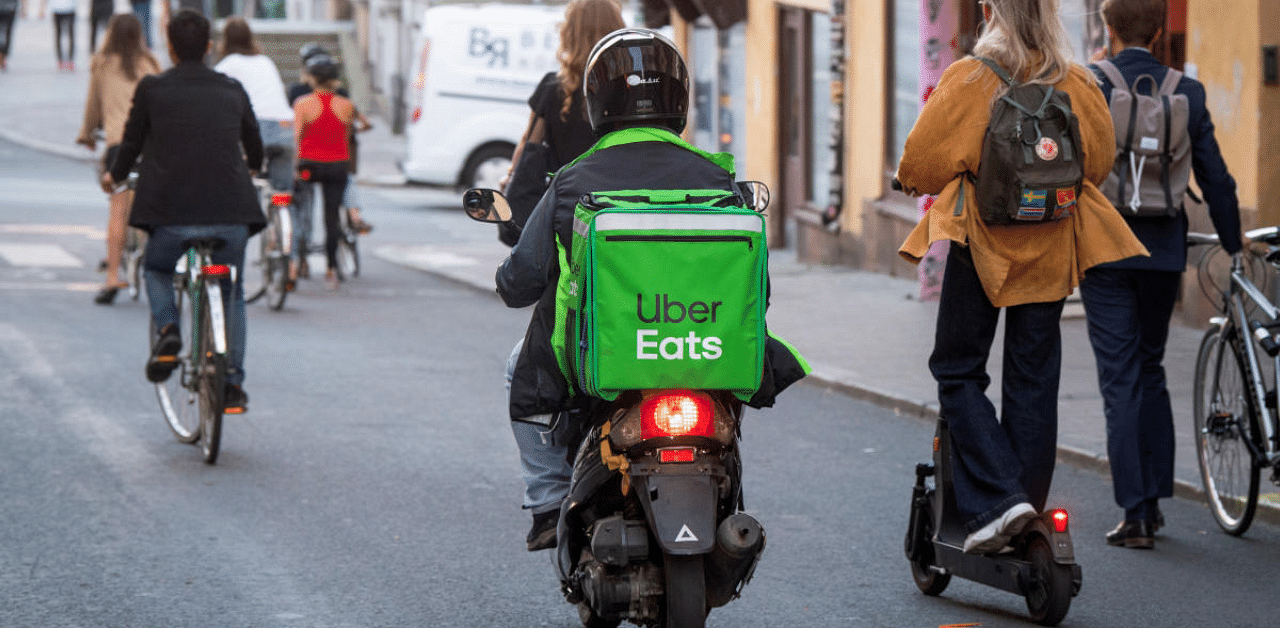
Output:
[299, 42, 328, 64]
[584, 28, 689, 136]
[305, 54, 339, 84]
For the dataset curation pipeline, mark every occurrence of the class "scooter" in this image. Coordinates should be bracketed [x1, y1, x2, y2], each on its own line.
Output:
[905, 417, 1083, 627]
[463, 185, 771, 628]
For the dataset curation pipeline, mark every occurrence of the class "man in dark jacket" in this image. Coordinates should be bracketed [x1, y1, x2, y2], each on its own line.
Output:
[102, 8, 264, 412]
[1081, 0, 1242, 549]
[496, 29, 806, 551]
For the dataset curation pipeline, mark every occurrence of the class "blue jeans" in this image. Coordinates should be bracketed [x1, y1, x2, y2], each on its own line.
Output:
[144, 225, 249, 386]
[505, 339, 571, 514]
[131, 0, 152, 48]
[1079, 267, 1179, 521]
[929, 245, 1064, 532]
[258, 119, 294, 192]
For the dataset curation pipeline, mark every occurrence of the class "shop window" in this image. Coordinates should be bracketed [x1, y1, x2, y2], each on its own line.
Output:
[690, 19, 747, 169]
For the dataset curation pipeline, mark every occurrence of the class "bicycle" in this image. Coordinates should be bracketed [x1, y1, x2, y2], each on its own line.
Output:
[244, 177, 293, 310]
[294, 179, 361, 283]
[152, 237, 238, 465]
[1189, 227, 1280, 535]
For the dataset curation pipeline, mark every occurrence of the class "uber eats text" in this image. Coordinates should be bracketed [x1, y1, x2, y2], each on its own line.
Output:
[635, 293, 724, 360]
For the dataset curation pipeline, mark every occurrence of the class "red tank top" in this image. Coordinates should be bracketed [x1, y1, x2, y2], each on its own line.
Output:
[298, 93, 350, 162]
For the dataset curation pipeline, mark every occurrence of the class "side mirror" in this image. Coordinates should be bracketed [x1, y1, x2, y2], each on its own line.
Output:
[737, 181, 770, 213]
[462, 188, 514, 223]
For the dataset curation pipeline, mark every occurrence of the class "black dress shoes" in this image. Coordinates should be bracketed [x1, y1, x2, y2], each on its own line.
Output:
[1106, 519, 1155, 549]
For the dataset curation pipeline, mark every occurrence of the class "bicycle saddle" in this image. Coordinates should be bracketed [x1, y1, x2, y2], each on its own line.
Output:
[183, 237, 228, 252]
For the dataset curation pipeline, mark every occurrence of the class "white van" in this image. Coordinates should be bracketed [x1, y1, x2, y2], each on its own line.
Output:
[402, 3, 565, 188]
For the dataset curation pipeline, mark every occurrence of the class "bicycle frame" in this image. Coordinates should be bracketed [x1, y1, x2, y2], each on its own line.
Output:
[1207, 235, 1280, 469]
[180, 247, 231, 358]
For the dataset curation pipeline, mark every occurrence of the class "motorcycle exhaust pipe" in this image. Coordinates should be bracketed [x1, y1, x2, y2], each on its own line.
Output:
[705, 513, 765, 608]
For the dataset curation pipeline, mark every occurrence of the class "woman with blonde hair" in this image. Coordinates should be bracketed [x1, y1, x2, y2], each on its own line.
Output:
[896, 0, 1146, 554]
[77, 12, 161, 304]
[499, 0, 624, 552]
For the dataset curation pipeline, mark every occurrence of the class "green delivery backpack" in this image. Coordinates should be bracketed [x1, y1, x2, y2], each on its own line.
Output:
[551, 188, 769, 402]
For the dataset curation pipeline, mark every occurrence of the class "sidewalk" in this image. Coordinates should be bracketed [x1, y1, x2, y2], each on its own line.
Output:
[2, 13, 1275, 525]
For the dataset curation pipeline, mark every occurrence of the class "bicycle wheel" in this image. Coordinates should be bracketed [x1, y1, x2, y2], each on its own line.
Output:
[124, 228, 145, 301]
[243, 224, 268, 305]
[154, 282, 200, 443]
[332, 206, 359, 280]
[1192, 325, 1262, 535]
[662, 554, 706, 628]
[261, 208, 289, 310]
[196, 289, 226, 465]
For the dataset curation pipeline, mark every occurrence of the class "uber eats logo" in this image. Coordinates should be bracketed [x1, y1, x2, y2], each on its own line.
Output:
[635, 293, 724, 360]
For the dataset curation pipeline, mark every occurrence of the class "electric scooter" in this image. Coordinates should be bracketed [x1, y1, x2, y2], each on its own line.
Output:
[905, 417, 1082, 626]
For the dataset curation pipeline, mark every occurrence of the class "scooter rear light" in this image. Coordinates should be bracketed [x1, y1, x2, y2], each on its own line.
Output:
[201, 264, 231, 278]
[1050, 509, 1069, 533]
[657, 446, 697, 463]
[640, 390, 713, 440]
[270, 193, 293, 206]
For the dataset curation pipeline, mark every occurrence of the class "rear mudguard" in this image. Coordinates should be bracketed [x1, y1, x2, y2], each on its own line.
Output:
[631, 472, 718, 555]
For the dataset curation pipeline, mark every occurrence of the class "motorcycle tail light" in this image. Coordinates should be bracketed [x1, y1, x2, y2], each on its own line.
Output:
[271, 193, 293, 206]
[1050, 509, 1069, 533]
[202, 264, 231, 278]
[641, 390, 713, 440]
[657, 447, 696, 464]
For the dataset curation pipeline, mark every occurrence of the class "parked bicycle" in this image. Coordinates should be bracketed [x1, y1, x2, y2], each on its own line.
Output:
[152, 237, 238, 465]
[1189, 228, 1280, 535]
[244, 177, 293, 310]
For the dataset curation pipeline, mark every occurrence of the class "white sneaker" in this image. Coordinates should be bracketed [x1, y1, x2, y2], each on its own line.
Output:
[963, 502, 1037, 554]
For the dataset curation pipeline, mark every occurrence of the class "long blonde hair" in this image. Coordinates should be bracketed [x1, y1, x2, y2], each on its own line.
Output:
[971, 0, 1074, 85]
[556, 0, 625, 121]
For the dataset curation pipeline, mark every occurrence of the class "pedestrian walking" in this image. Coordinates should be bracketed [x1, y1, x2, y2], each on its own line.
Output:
[0, 0, 18, 71]
[77, 12, 160, 305]
[1080, 0, 1242, 550]
[497, 0, 624, 552]
[896, 0, 1147, 555]
[214, 16, 293, 191]
[88, 0, 112, 53]
[43, 0, 76, 70]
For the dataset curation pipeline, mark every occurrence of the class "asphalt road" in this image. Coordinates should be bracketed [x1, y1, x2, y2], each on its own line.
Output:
[2, 139, 1278, 628]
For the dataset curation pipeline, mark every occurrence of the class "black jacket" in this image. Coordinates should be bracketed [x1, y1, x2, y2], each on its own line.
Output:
[496, 129, 807, 419]
[112, 61, 265, 235]
[1089, 48, 1242, 269]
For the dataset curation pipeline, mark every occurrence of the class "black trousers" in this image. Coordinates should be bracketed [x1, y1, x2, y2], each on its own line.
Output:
[296, 160, 349, 271]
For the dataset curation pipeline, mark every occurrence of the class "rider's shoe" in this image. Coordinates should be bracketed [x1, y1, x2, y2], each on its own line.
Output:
[526, 509, 558, 551]
[223, 384, 249, 414]
[963, 502, 1036, 555]
[145, 324, 182, 383]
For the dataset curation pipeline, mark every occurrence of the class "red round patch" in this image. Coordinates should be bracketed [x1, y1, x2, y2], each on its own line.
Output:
[1036, 137, 1059, 161]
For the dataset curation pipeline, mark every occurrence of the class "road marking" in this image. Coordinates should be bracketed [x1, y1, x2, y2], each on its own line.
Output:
[0, 281, 98, 292]
[0, 243, 83, 267]
[0, 224, 105, 238]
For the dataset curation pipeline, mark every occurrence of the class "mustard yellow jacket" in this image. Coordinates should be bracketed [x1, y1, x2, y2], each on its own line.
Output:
[898, 57, 1148, 308]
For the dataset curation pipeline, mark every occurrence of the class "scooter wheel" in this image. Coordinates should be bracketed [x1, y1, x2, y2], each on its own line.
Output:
[1023, 536, 1073, 626]
[907, 499, 950, 596]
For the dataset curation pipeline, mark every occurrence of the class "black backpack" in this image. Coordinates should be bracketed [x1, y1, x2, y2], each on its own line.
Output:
[971, 57, 1085, 226]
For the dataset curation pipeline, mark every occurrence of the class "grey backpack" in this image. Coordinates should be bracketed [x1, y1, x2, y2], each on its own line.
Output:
[1094, 60, 1191, 218]
[972, 57, 1085, 225]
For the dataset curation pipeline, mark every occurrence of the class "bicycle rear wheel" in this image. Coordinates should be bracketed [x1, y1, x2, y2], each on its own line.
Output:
[260, 208, 289, 310]
[1192, 325, 1262, 535]
[155, 282, 200, 443]
[197, 289, 226, 465]
[336, 209, 360, 280]
[124, 228, 145, 301]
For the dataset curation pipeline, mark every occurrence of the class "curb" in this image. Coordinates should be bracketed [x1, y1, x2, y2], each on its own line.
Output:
[0, 128, 97, 164]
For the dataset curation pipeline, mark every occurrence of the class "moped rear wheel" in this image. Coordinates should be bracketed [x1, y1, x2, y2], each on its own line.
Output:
[663, 554, 706, 628]
[1023, 536, 1072, 627]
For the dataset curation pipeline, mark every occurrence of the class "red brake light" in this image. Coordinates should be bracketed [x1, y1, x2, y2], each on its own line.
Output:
[1050, 509, 1069, 533]
[271, 193, 293, 206]
[641, 391, 714, 440]
[202, 264, 231, 278]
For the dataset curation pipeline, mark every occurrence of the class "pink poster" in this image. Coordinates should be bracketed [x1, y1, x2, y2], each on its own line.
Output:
[917, 0, 957, 300]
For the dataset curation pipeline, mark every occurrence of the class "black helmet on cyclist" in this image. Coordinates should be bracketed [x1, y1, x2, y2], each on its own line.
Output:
[299, 42, 328, 63]
[305, 54, 339, 84]
[584, 28, 689, 136]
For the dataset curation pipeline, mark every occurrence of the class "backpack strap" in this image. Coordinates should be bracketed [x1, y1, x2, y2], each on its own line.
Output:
[1093, 59, 1129, 94]
[976, 56, 1016, 85]
[1157, 67, 1183, 96]
[1161, 93, 1175, 210]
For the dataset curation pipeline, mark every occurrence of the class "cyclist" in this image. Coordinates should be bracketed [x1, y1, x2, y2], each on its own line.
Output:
[495, 28, 808, 550]
[214, 17, 294, 193]
[101, 8, 265, 412]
